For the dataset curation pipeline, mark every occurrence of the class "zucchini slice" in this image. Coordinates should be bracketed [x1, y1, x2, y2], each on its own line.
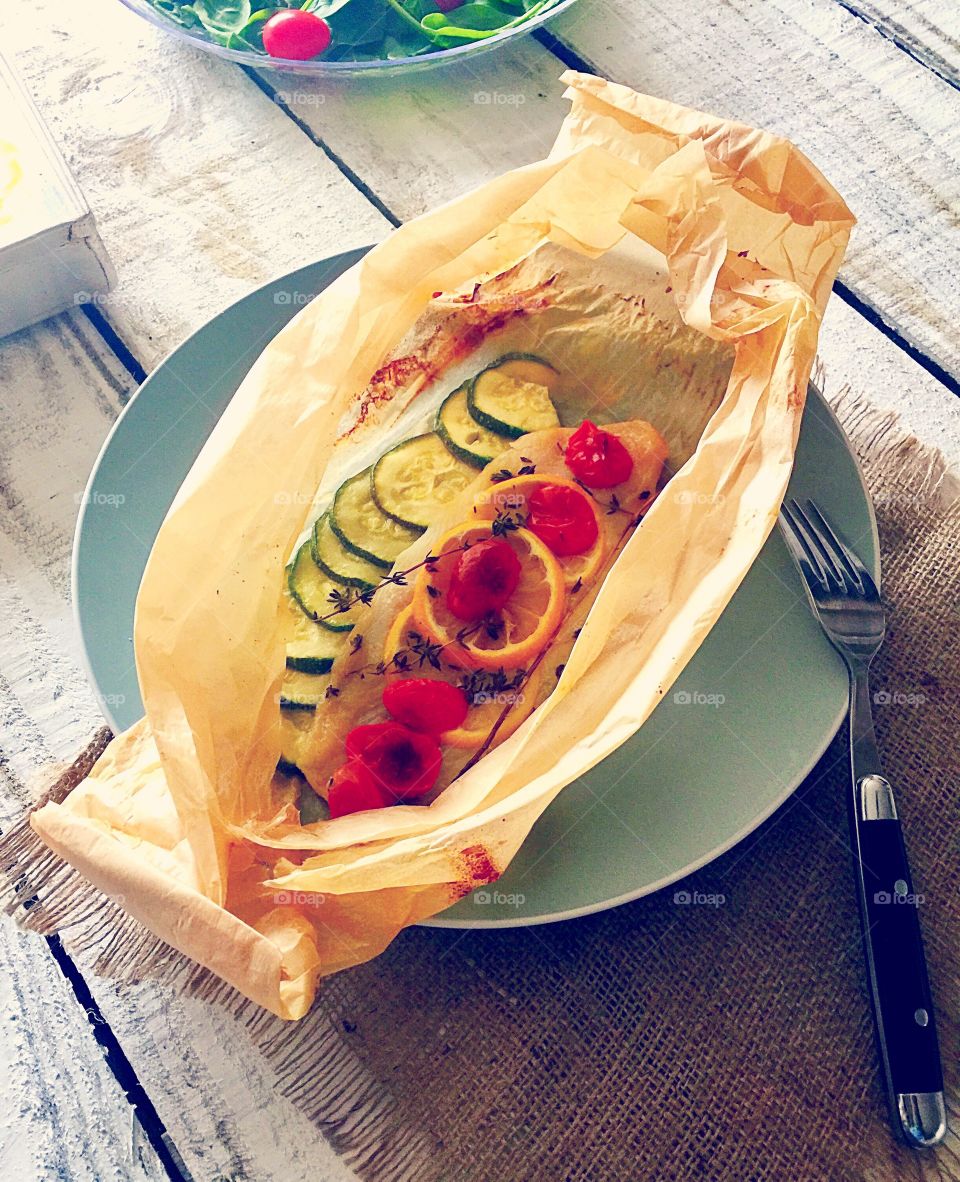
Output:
[436, 385, 512, 468]
[371, 432, 475, 530]
[280, 707, 315, 767]
[312, 513, 381, 588]
[329, 468, 422, 570]
[279, 668, 329, 710]
[467, 354, 561, 439]
[282, 588, 347, 673]
[288, 541, 362, 632]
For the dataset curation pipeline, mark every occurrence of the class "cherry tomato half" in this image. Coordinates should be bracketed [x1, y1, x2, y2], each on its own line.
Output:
[447, 538, 521, 621]
[344, 721, 442, 802]
[261, 10, 332, 61]
[564, 420, 634, 488]
[525, 482, 599, 556]
[383, 678, 469, 734]
[327, 759, 392, 819]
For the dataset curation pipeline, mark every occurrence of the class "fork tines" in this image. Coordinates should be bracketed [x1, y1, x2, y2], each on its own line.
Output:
[779, 499, 876, 599]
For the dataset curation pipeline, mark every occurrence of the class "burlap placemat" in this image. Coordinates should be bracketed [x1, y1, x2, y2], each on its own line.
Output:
[3, 387, 957, 1181]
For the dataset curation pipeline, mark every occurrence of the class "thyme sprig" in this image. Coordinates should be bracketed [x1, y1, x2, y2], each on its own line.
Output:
[491, 508, 524, 537]
[572, 478, 639, 521]
[315, 544, 469, 625]
[344, 622, 484, 680]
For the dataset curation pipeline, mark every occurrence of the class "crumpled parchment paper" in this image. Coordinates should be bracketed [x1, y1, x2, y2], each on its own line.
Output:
[32, 73, 853, 1019]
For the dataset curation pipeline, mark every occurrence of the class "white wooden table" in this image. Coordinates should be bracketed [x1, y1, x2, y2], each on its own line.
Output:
[0, 1, 957, 1177]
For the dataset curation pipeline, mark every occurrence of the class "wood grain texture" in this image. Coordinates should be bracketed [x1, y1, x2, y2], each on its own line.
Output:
[0, 0, 390, 370]
[0, 311, 354, 1181]
[819, 297, 960, 467]
[545, 0, 960, 381]
[255, 44, 567, 224]
[0, 927, 167, 1182]
[845, 0, 960, 85]
[88, 983, 357, 1182]
[0, 314, 170, 1182]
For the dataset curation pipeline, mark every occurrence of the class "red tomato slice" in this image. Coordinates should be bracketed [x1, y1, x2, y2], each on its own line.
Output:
[564, 420, 634, 488]
[327, 759, 393, 818]
[525, 482, 599, 556]
[383, 678, 469, 734]
[447, 538, 521, 620]
[344, 721, 442, 802]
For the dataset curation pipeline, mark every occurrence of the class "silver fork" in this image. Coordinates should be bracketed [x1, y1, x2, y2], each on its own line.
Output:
[779, 498, 946, 1148]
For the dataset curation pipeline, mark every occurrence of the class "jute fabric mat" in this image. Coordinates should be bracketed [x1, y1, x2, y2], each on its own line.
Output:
[3, 389, 957, 1181]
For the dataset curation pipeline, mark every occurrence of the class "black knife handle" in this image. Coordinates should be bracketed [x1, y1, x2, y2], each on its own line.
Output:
[851, 774, 946, 1145]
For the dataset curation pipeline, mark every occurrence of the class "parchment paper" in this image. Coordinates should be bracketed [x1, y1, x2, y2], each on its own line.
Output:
[31, 73, 853, 1019]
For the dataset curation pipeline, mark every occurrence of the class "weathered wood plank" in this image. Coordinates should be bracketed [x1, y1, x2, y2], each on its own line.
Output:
[0, 313, 352, 1181]
[0, 0, 390, 370]
[543, 0, 960, 382]
[819, 295, 960, 466]
[255, 45, 567, 224]
[0, 926, 168, 1182]
[263, 45, 960, 443]
[844, 0, 960, 84]
[0, 314, 170, 1182]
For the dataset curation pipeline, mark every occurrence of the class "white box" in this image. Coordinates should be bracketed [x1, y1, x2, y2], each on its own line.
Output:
[0, 53, 115, 339]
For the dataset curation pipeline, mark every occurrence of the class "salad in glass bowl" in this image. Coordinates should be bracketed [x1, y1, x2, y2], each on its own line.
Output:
[123, 0, 577, 72]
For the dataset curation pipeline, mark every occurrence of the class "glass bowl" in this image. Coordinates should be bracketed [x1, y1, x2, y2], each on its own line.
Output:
[116, 0, 582, 77]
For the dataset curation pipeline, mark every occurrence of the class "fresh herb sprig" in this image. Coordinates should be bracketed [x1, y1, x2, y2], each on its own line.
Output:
[315, 544, 468, 624]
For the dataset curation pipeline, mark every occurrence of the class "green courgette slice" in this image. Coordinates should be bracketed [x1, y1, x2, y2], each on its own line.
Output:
[279, 668, 329, 710]
[467, 353, 561, 439]
[311, 512, 381, 588]
[329, 468, 422, 570]
[279, 707, 315, 767]
[436, 385, 513, 468]
[288, 541, 361, 632]
[371, 432, 475, 531]
[282, 588, 347, 673]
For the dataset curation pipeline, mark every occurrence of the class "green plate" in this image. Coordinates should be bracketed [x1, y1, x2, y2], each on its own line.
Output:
[73, 248, 877, 929]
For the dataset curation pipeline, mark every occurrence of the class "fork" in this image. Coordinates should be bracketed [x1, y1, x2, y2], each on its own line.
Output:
[779, 499, 946, 1148]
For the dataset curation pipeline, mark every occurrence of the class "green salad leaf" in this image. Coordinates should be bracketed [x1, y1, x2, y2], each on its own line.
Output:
[421, 0, 553, 44]
[191, 0, 252, 40]
[301, 0, 356, 18]
[143, 0, 565, 61]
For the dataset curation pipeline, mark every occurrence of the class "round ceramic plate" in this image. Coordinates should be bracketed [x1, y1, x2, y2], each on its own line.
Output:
[74, 247, 877, 929]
